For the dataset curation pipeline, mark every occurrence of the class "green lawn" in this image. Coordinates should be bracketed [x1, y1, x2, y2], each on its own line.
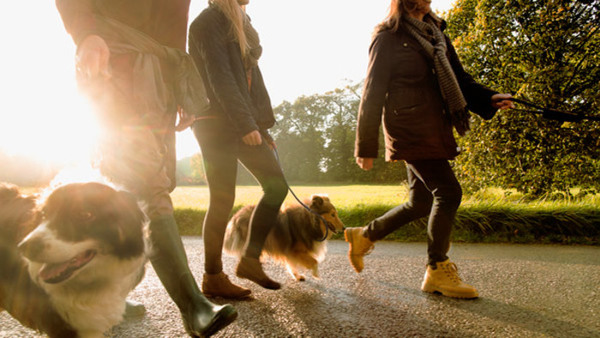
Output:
[172, 185, 600, 245]
[171, 184, 408, 210]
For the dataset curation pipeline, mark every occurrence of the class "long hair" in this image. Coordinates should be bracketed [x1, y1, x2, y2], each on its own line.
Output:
[209, 0, 249, 58]
[376, 0, 426, 33]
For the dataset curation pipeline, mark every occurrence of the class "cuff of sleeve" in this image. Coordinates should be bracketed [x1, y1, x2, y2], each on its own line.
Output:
[238, 123, 259, 138]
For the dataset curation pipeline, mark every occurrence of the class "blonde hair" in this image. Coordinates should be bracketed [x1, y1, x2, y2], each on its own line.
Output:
[209, 0, 249, 57]
[377, 0, 424, 33]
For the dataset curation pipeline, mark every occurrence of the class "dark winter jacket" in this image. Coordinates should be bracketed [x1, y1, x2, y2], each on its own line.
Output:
[188, 5, 275, 138]
[355, 20, 498, 161]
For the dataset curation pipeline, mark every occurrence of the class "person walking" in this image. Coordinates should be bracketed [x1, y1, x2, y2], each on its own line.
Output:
[346, 0, 514, 299]
[54, 0, 237, 335]
[188, 0, 288, 298]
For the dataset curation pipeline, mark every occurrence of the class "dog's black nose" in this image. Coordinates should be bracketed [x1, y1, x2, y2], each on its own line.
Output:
[18, 236, 46, 260]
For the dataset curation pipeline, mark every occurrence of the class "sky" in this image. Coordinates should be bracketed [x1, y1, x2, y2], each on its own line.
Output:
[0, 0, 456, 167]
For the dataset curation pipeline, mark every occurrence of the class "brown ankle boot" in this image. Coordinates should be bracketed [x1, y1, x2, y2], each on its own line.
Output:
[202, 272, 252, 299]
[236, 257, 281, 290]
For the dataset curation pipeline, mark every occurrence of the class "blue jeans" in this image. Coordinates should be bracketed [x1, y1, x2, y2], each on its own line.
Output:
[363, 159, 462, 266]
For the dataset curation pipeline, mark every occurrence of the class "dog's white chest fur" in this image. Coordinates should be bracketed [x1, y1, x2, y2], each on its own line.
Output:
[32, 255, 146, 338]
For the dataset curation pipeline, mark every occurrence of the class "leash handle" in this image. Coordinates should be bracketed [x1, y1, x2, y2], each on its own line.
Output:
[508, 97, 545, 110]
[272, 147, 330, 242]
[508, 97, 587, 122]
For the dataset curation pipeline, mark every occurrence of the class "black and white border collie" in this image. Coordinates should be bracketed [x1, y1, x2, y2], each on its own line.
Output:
[0, 182, 147, 338]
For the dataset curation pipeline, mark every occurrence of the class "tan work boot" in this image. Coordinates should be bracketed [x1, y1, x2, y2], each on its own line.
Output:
[421, 259, 478, 299]
[344, 227, 374, 273]
[202, 272, 252, 299]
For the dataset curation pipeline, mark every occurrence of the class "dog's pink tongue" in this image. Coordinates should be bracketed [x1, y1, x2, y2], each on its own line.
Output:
[39, 250, 96, 284]
[39, 261, 72, 281]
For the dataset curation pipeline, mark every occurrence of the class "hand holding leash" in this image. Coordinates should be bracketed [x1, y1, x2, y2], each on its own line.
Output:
[242, 130, 263, 146]
[76, 35, 112, 81]
[356, 157, 374, 171]
[491, 93, 515, 110]
[175, 106, 202, 132]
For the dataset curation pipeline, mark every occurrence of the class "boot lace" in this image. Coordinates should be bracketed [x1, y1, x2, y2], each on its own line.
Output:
[360, 243, 374, 256]
[441, 262, 462, 284]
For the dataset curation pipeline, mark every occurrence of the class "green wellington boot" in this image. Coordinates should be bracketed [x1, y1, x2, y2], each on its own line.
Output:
[149, 215, 238, 337]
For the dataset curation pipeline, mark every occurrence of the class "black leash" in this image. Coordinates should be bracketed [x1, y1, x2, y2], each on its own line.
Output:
[508, 97, 600, 122]
[272, 146, 332, 242]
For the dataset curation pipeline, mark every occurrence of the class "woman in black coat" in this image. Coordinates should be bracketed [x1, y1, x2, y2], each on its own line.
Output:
[345, 0, 513, 299]
[189, 0, 287, 298]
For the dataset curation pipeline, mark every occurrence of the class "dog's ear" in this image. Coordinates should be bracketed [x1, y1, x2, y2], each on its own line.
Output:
[110, 191, 146, 258]
[0, 183, 39, 245]
[310, 195, 324, 208]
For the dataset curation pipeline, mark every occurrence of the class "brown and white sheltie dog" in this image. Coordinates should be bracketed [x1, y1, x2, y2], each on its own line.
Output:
[0, 182, 147, 338]
[224, 194, 345, 281]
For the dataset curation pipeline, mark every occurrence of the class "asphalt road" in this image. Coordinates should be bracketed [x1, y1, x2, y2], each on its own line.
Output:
[1, 239, 599, 337]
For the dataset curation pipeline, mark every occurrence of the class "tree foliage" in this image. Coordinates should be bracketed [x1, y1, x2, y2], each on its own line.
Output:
[271, 84, 406, 184]
[445, 0, 600, 196]
[174, 0, 600, 194]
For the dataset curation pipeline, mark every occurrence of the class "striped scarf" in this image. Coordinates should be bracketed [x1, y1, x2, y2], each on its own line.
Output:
[403, 14, 470, 135]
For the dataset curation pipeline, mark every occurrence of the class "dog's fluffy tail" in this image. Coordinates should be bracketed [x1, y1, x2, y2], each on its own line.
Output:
[223, 206, 253, 257]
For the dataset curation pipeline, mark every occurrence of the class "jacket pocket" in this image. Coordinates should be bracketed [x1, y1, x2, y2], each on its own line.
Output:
[386, 88, 424, 117]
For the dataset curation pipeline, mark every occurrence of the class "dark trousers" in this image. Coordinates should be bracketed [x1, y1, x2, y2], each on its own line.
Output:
[193, 125, 287, 274]
[363, 159, 462, 266]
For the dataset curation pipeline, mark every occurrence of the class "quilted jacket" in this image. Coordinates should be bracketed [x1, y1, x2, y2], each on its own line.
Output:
[355, 18, 498, 161]
[188, 5, 275, 138]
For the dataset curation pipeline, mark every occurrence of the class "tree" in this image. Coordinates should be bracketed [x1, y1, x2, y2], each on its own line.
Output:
[318, 84, 360, 182]
[271, 97, 327, 182]
[271, 84, 407, 184]
[445, 0, 600, 196]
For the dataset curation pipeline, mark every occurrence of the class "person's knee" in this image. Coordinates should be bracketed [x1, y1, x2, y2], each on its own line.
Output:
[433, 184, 462, 210]
[406, 198, 433, 218]
[207, 194, 236, 220]
[262, 179, 287, 207]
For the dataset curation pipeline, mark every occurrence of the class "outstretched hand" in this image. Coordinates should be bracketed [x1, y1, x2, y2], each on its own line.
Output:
[242, 130, 262, 146]
[76, 35, 112, 81]
[175, 106, 201, 132]
[491, 93, 515, 110]
[356, 157, 374, 171]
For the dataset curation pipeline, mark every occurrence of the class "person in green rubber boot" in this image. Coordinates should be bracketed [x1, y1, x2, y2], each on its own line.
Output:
[54, 0, 238, 336]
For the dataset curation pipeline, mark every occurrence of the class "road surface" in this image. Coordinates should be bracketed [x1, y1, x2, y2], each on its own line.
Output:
[1, 239, 599, 337]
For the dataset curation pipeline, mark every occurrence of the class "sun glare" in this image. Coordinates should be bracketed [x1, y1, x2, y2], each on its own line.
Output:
[0, 2, 101, 172]
[1, 0, 456, 185]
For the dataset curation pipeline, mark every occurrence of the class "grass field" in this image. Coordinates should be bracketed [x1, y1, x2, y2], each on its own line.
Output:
[171, 184, 408, 209]
[172, 184, 600, 245]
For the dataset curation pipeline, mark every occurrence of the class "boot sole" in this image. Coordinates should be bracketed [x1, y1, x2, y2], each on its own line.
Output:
[194, 305, 238, 337]
[235, 270, 281, 290]
[421, 283, 478, 299]
[202, 289, 252, 300]
[344, 229, 363, 273]
[344, 229, 351, 242]
[235, 259, 282, 290]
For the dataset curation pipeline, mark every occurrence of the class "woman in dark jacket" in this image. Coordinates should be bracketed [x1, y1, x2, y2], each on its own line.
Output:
[188, 0, 287, 298]
[345, 0, 513, 299]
